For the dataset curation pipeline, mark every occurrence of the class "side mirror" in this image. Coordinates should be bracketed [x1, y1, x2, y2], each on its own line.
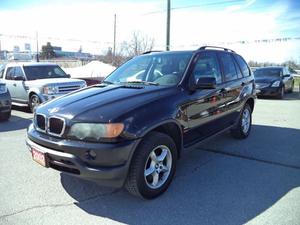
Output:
[66, 74, 71, 78]
[14, 76, 25, 81]
[196, 77, 217, 89]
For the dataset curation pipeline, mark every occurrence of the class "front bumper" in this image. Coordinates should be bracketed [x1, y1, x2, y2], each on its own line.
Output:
[0, 91, 12, 113]
[256, 87, 281, 97]
[26, 123, 140, 188]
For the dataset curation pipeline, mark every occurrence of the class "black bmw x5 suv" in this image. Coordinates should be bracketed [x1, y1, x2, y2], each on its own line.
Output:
[26, 46, 256, 199]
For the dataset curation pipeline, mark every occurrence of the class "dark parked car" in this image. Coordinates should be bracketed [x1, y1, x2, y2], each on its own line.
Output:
[26, 46, 256, 199]
[0, 81, 11, 121]
[254, 66, 294, 99]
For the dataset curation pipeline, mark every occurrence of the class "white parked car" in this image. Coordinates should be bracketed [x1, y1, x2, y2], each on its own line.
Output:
[0, 62, 86, 112]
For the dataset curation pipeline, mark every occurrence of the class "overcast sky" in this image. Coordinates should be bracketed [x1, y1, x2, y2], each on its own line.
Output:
[0, 0, 300, 63]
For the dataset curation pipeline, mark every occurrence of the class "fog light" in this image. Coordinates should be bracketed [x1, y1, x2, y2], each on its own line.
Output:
[85, 150, 97, 160]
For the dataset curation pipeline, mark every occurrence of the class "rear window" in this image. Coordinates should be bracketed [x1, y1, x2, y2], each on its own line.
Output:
[234, 54, 250, 77]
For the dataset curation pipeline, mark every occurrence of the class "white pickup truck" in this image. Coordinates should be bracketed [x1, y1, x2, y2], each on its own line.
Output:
[0, 62, 86, 112]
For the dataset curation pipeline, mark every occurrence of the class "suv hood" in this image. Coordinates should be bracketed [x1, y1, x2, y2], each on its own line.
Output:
[37, 84, 176, 122]
[26, 78, 85, 86]
[255, 76, 281, 84]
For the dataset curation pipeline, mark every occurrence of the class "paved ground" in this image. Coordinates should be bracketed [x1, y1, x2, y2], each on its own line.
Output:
[0, 92, 300, 225]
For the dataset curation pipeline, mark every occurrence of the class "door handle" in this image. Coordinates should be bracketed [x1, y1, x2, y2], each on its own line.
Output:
[13, 83, 17, 87]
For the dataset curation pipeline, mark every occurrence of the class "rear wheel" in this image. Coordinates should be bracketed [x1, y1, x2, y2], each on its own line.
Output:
[231, 104, 252, 139]
[29, 94, 41, 112]
[125, 131, 177, 199]
[0, 111, 11, 121]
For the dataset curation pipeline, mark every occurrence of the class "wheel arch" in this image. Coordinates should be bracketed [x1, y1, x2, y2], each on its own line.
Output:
[139, 120, 183, 159]
[245, 97, 255, 113]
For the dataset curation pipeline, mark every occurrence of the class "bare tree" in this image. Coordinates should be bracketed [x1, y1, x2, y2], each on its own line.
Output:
[106, 31, 155, 67]
[123, 31, 155, 57]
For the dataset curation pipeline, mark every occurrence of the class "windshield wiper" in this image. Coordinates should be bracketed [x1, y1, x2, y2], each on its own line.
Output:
[124, 81, 159, 86]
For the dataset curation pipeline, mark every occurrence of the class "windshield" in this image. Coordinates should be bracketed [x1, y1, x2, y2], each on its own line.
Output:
[254, 68, 282, 78]
[104, 52, 193, 86]
[23, 65, 68, 80]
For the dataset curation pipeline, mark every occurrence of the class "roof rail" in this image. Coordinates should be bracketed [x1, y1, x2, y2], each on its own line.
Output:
[198, 46, 236, 53]
[142, 50, 162, 55]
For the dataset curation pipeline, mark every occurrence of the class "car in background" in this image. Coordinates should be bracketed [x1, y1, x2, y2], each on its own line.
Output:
[27, 46, 256, 199]
[0, 81, 11, 121]
[0, 62, 86, 112]
[254, 66, 294, 99]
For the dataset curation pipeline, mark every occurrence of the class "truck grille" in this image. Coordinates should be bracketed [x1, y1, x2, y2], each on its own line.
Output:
[35, 114, 65, 137]
[58, 85, 81, 93]
[36, 114, 46, 131]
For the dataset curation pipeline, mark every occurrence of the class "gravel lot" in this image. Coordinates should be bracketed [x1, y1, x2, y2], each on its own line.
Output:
[1, 92, 300, 225]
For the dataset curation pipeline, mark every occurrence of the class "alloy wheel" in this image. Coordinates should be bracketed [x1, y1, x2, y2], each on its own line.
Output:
[144, 145, 172, 189]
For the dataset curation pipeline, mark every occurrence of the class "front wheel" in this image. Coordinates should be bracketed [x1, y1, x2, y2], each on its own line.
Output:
[29, 94, 41, 113]
[231, 104, 252, 139]
[125, 131, 177, 199]
[278, 86, 284, 99]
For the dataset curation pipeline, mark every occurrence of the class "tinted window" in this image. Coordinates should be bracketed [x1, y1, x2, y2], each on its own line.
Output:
[234, 54, 250, 77]
[219, 53, 237, 81]
[233, 59, 243, 78]
[254, 68, 282, 78]
[23, 65, 68, 80]
[191, 52, 222, 84]
[5, 67, 15, 80]
[105, 52, 193, 86]
[14, 67, 25, 78]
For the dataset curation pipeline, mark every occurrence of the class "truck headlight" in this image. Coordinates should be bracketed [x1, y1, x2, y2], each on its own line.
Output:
[68, 123, 124, 140]
[0, 83, 7, 94]
[43, 85, 59, 95]
[271, 81, 281, 87]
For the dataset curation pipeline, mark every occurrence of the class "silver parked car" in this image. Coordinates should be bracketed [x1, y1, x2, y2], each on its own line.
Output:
[0, 62, 86, 112]
[0, 81, 11, 121]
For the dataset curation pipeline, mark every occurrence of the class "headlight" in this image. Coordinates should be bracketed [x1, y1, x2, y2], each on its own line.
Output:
[271, 81, 281, 87]
[43, 85, 58, 95]
[0, 83, 7, 94]
[68, 123, 124, 140]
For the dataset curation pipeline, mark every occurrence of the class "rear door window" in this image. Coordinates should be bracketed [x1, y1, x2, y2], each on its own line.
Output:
[234, 54, 250, 77]
[219, 52, 238, 82]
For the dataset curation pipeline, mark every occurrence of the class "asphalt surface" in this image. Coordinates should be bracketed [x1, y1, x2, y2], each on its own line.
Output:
[0, 92, 300, 225]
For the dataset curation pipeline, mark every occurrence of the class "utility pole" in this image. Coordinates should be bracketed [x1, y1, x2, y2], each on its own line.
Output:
[113, 14, 116, 64]
[36, 31, 39, 62]
[166, 0, 171, 51]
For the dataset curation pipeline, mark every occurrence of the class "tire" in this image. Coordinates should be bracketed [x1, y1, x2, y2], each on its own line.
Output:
[125, 131, 177, 199]
[29, 94, 41, 113]
[278, 86, 284, 99]
[289, 81, 294, 93]
[0, 110, 11, 121]
[231, 104, 252, 139]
